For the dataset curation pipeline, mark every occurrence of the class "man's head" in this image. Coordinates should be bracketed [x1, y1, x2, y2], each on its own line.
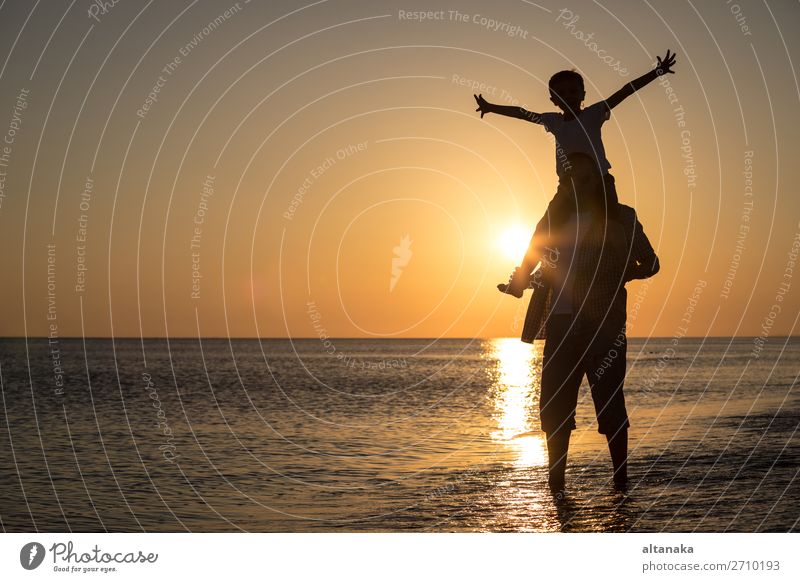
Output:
[565, 151, 601, 195]
[563, 152, 616, 217]
[548, 70, 585, 115]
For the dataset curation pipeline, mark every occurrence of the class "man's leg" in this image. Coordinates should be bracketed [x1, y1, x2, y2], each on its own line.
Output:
[586, 333, 630, 489]
[540, 315, 583, 494]
[606, 427, 628, 488]
[546, 429, 571, 494]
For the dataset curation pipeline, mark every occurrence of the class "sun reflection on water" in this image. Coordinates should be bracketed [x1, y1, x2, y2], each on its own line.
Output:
[486, 338, 546, 467]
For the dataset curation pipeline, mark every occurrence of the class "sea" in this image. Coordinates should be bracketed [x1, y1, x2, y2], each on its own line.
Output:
[0, 336, 797, 532]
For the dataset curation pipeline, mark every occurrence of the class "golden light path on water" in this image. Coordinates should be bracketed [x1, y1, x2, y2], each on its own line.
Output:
[483, 339, 622, 532]
[487, 338, 547, 468]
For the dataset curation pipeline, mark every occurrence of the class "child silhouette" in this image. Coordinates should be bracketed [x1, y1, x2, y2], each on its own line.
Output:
[474, 50, 676, 297]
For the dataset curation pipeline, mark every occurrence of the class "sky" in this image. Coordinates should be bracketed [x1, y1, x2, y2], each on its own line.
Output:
[0, 0, 798, 338]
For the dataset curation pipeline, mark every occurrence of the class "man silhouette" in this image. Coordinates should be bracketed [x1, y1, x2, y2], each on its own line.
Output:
[509, 152, 660, 496]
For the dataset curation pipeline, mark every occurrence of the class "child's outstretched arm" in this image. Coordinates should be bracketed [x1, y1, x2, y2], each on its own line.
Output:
[474, 93, 542, 123]
[604, 50, 676, 110]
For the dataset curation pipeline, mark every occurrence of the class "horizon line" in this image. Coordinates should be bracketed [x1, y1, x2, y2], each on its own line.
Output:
[2, 335, 797, 340]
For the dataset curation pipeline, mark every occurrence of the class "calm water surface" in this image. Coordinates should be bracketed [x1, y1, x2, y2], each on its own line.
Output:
[0, 337, 797, 532]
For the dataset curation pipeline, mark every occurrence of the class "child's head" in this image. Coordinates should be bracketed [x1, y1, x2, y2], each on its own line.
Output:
[548, 70, 585, 114]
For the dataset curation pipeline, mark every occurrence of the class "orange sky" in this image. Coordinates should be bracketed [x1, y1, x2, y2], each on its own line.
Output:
[0, 0, 798, 338]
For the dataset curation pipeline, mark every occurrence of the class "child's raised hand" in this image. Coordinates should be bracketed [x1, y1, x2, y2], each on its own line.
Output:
[474, 93, 491, 118]
[655, 50, 676, 76]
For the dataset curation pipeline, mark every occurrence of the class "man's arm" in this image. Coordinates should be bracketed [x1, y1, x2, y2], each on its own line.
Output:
[604, 49, 676, 110]
[475, 93, 542, 123]
[624, 211, 660, 282]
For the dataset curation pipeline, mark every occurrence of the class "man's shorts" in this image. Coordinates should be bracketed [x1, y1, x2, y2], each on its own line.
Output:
[539, 314, 630, 436]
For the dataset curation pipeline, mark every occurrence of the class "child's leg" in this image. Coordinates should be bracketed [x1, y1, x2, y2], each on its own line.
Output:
[498, 179, 573, 297]
[602, 172, 619, 206]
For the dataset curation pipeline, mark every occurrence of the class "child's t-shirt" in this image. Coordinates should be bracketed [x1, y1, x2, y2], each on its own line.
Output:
[536, 102, 611, 178]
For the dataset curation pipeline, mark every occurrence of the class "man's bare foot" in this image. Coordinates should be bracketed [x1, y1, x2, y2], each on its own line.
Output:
[549, 480, 567, 504]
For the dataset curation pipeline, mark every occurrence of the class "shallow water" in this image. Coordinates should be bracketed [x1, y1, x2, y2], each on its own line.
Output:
[0, 336, 797, 532]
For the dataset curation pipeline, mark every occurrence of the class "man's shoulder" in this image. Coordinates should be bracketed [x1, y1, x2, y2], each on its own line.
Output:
[617, 204, 637, 220]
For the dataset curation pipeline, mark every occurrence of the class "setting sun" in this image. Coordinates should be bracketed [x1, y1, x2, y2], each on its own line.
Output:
[497, 225, 533, 261]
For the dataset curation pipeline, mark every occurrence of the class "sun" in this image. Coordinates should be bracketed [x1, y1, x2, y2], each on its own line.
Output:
[496, 225, 532, 261]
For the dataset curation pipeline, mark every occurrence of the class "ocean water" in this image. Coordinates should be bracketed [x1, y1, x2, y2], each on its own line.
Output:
[0, 336, 797, 532]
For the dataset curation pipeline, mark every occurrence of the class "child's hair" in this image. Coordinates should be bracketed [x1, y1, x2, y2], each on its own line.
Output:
[548, 70, 584, 92]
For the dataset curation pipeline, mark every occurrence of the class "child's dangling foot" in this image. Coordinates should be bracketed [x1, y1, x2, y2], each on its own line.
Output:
[497, 267, 533, 298]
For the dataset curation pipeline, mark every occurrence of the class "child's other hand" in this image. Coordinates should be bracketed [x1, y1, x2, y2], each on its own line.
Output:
[474, 93, 491, 118]
[654, 50, 676, 76]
